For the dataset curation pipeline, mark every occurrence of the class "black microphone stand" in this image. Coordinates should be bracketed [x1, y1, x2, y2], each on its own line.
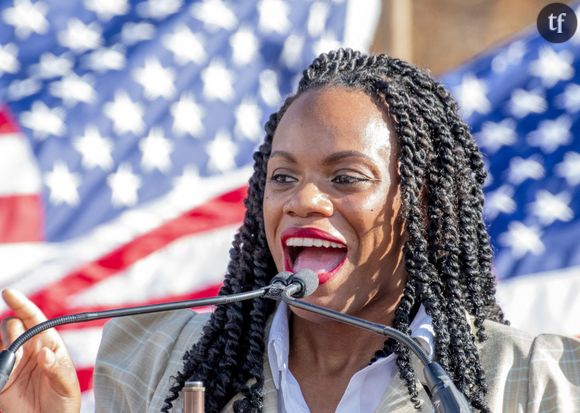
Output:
[277, 289, 473, 413]
[0, 287, 269, 391]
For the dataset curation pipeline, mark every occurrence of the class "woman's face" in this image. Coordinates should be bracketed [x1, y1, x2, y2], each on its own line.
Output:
[263, 86, 407, 318]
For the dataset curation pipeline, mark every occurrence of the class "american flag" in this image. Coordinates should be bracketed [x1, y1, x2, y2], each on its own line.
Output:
[441, 7, 580, 338]
[0, 0, 578, 409]
[0, 0, 357, 409]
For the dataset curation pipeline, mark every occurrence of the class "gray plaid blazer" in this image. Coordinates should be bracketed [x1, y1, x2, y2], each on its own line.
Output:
[93, 309, 580, 412]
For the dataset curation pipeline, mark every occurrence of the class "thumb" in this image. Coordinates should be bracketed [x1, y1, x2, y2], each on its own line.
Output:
[38, 347, 80, 399]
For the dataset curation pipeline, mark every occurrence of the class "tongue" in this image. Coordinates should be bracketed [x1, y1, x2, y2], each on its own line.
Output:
[293, 247, 346, 274]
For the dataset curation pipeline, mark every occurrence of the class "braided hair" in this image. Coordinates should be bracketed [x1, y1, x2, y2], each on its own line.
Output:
[162, 49, 507, 413]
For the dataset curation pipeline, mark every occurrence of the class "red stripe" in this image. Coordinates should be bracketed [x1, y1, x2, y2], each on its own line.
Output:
[76, 367, 94, 393]
[0, 194, 43, 242]
[0, 106, 19, 135]
[26, 186, 246, 316]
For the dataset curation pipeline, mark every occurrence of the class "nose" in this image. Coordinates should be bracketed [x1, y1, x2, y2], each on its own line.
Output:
[283, 182, 334, 217]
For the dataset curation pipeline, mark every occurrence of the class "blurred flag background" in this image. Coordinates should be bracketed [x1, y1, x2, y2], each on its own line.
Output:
[0, 0, 578, 410]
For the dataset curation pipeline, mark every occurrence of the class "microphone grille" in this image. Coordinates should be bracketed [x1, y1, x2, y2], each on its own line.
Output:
[292, 269, 319, 297]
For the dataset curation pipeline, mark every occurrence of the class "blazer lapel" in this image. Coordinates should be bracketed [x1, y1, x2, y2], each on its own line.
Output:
[374, 349, 434, 413]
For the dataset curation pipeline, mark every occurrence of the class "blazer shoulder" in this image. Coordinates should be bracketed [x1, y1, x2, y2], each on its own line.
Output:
[94, 310, 211, 412]
[479, 319, 580, 413]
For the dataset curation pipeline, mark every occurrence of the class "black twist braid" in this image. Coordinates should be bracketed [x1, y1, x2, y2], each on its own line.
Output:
[162, 49, 505, 412]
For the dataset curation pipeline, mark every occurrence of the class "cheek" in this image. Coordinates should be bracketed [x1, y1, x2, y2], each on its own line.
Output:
[262, 194, 282, 260]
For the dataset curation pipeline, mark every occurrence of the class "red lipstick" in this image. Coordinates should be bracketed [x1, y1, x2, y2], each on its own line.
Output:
[280, 227, 347, 284]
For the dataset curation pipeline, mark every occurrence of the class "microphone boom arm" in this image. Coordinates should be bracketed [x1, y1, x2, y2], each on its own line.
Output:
[0, 287, 268, 391]
[280, 289, 472, 412]
[280, 290, 431, 366]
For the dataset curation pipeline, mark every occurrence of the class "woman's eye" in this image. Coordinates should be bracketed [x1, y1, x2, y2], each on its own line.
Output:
[270, 173, 297, 184]
[331, 175, 369, 185]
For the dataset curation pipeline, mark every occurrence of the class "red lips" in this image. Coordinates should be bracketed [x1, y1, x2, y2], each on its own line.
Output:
[281, 227, 347, 284]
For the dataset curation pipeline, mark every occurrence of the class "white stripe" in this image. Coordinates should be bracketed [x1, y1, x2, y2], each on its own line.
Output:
[0, 133, 41, 195]
[497, 266, 580, 336]
[0, 166, 251, 299]
[80, 390, 95, 413]
[69, 225, 237, 307]
[61, 326, 103, 368]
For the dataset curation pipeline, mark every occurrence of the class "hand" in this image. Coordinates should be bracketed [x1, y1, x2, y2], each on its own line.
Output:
[0, 289, 80, 413]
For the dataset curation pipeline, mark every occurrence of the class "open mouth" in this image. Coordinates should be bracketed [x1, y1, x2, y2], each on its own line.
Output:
[282, 233, 348, 284]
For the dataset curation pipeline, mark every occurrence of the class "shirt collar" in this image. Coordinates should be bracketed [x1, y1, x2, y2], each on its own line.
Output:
[267, 301, 435, 389]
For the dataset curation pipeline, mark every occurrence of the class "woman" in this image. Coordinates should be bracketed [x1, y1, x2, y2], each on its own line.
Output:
[0, 49, 578, 413]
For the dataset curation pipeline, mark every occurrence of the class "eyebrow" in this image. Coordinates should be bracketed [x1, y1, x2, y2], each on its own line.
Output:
[269, 150, 376, 166]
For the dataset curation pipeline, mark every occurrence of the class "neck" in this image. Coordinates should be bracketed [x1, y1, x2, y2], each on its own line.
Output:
[288, 242, 408, 373]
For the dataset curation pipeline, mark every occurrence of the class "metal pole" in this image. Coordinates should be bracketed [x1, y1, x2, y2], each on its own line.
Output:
[183, 381, 205, 413]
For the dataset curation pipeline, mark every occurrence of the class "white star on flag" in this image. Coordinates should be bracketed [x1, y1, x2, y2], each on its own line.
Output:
[485, 185, 516, 219]
[137, 0, 183, 19]
[0, 43, 19, 75]
[235, 100, 262, 141]
[107, 163, 142, 207]
[163, 25, 206, 65]
[476, 119, 517, 153]
[84, 0, 129, 21]
[171, 166, 202, 206]
[74, 126, 114, 170]
[2, 0, 49, 40]
[507, 156, 545, 184]
[527, 115, 572, 153]
[454, 74, 491, 117]
[57, 19, 102, 53]
[556, 83, 580, 114]
[499, 222, 545, 258]
[281, 34, 305, 69]
[201, 60, 235, 102]
[28, 52, 73, 79]
[258, 0, 290, 34]
[207, 130, 238, 172]
[121, 22, 156, 45]
[529, 47, 574, 88]
[49, 73, 96, 106]
[191, 0, 238, 32]
[556, 152, 580, 186]
[45, 161, 81, 206]
[140, 128, 174, 172]
[491, 41, 526, 73]
[20, 101, 65, 139]
[6, 78, 41, 100]
[507, 89, 547, 118]
[171, 93, 205, 137]
[134, 58, 176, 100]
[230, 27, 259, 66]
[307, 2, 330, 37]
[259, 70, 281, 106]
[104, 91, 145, 135]
[83, 47, 126, 73]
[530, 190, 573, 226]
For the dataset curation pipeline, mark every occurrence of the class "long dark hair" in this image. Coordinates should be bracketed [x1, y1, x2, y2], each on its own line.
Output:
[162, 49, 506, 413]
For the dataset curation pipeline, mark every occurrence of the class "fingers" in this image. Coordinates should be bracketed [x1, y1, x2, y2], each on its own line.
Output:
[38, 347, 81, 399]
[1, 289, 47, 329]
[0, 317, 25, 349]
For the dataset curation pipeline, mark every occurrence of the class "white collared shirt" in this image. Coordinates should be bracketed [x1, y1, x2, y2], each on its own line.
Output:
[267, 302, 434, 413]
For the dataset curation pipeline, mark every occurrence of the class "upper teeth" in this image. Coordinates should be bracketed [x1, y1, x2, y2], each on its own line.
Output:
[285, 237, 346, 248]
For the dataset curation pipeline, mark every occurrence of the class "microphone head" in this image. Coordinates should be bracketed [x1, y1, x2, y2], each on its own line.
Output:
[291, 269, 319, 298]
[271, 271, 293, 286]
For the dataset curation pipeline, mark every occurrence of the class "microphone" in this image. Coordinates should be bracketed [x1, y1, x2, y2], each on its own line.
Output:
[276, 269, 472, 413]
[264, 269, 319, 299]
[0, 272, 293, 392]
